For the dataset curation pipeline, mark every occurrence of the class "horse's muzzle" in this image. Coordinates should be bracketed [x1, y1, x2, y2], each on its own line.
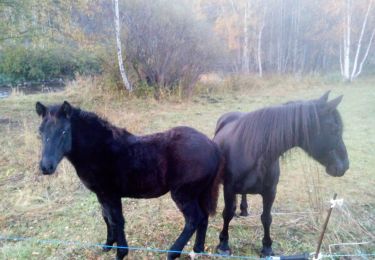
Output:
[40, 160, 56, 175]
[326, 160, 349, 177]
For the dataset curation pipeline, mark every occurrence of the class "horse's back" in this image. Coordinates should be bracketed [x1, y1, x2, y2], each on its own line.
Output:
[214, 111, 244, 135]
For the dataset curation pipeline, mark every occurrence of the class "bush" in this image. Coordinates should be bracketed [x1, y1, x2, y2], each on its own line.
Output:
[0, 45, 102, 85]
[121, 0, 225, 96]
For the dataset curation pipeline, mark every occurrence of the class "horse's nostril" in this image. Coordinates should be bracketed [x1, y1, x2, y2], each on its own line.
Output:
[40, 161, 54, 174]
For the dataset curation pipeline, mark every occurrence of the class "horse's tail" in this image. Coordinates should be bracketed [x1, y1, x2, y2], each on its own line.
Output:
[202, 152, 225, 216]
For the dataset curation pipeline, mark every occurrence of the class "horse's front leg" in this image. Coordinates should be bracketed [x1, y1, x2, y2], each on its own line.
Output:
[98, 200, 116, 252]
[260, 189, 276, 257]
[98, 196, 128, 260]
[216, 185, 236, 255]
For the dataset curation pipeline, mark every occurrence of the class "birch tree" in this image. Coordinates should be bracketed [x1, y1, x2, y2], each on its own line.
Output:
[241, 0, 250, 73]
[257, 6, 266, 77]
[341, 0, 375, 82]
[350, 0, 374, 81]
[113, 0, 132, 91]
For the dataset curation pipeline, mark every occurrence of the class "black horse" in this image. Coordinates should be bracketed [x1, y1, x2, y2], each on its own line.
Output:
[213, 91, 349, 256]
[35, 101, 223, 260]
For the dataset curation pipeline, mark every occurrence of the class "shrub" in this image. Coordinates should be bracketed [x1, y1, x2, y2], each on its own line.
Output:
[0, 45, 102, 85]
[121, 0, 225, 96]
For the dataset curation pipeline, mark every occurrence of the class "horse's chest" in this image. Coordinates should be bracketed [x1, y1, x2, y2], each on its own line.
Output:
[76, 166, 110, 193]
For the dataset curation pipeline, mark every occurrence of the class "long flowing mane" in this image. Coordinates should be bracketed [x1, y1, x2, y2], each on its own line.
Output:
[233, 100, 321, 160]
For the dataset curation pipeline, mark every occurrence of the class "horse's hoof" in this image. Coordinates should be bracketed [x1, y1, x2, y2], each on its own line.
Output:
[102, 243, 113, 252]
[167, 252, 181, 260]
[216, 245, 231, 256]
[102, 246, 111, 252]
[116, 248, 128, 260]
[260, 246, 274, 257]
[239, 211, 249, 217]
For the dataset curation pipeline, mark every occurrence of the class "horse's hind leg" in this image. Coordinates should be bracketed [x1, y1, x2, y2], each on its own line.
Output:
[193, 213, 208, 253]
[239, 194, 249, 216]
[168, 192, 204, 260]
[216, 185, 236, 255]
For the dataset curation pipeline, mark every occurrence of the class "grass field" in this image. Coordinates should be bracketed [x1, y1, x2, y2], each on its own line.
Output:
[0, 76, 374, 259]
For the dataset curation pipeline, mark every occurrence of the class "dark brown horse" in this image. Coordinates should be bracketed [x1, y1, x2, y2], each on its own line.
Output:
[35, 101, 223, 260]
[213, 91, 349, 256]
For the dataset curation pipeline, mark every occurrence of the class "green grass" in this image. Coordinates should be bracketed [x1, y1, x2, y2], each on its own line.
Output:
[0, 76, 374, 259]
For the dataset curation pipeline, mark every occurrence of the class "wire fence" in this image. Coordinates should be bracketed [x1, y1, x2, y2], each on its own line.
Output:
[1, 234, 375, 259]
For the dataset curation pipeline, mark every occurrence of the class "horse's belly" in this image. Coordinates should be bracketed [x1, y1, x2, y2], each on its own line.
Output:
[119, 173, 169, 199]
[234, 171, 264, 194]
[121, 186, 169, 199]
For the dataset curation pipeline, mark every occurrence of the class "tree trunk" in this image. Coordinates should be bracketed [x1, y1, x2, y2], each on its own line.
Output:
[353, 27, 375, 79]
[292, 0, 300, 74]
[343, 0, 352, 81]
[113, 0, 132, 91]
[242, 0, 250, 73]
[257, 7, 266, 77]
[339, 43, 344, 76]
[350, 0, 373, 81]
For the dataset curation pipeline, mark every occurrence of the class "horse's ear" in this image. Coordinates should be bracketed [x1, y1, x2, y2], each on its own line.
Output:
[324, 95, 343, 113]
[318, 90, 330, 104]
[36, 102, 47, 117]
[61, 101, 72, 118]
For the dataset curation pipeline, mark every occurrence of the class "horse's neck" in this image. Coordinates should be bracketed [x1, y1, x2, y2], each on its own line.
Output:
[68, 115, 130, 163]
[265, 106, 314, 160]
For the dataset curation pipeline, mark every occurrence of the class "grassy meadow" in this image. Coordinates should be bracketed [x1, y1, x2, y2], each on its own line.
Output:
[0, 76, 374, 259]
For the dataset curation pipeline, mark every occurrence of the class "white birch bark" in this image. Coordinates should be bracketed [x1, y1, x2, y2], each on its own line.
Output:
[343, 0, 351, 81]
[113, 0, 132, 91]
[242, 0, 250, 73]
[292, 1, 300, 74]
[339, 43, 344, 76]
[354, 28, 375, 79]
[351, 0, 373, 81]
[257, 7, 266, 77]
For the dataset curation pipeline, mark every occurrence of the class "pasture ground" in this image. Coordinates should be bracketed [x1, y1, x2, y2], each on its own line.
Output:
[0, 76, 374, 259]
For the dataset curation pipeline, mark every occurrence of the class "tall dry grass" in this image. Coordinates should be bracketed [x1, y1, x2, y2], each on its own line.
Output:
[0, 75, 374, 258]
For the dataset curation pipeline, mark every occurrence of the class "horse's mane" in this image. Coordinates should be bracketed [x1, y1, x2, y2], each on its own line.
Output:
[75, 109, 113, 129]
[233, 100, 321, 160]
[75, 108, 133, 139]
[48, 105, 130, 138]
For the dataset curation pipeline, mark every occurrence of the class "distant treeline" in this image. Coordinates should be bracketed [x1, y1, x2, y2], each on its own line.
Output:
[1, 0, 374, 91]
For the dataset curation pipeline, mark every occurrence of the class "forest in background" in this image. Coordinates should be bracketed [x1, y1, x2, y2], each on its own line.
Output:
[1, 0, 375, 94]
